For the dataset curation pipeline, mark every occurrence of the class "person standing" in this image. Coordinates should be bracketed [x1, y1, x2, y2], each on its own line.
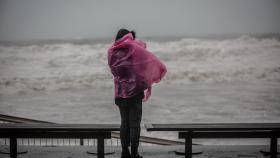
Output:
[108, 29, 166, 158]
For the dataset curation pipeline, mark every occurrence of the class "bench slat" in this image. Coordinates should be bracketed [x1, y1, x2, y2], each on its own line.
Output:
[0, 131, 111, 139]
[179, 131, 279, 139]
[145, 123, 280, 131]
[0, 123, 120, 131]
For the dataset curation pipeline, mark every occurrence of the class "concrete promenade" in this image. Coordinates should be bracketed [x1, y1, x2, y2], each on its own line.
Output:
[0, 145, 278, 158]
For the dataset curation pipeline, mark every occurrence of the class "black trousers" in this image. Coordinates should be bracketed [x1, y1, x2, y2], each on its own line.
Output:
[116, 97, 142, 151]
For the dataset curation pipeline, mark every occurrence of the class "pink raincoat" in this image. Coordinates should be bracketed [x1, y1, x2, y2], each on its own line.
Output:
[108, 33, 167, 102]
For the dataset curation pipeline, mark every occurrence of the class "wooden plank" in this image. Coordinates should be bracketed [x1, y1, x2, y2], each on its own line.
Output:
[179, 131, 275, 139]
[0, 131, 111, 139]
[144, 124, 154, 130]
[145, 123, 280, 131]
[111, 131, 184, 145]
[0, 123, 120, 131]
[0, 114, 52, 124]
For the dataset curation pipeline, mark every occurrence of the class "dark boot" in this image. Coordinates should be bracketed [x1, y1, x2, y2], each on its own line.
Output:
[131, 153, 143, 158]
[121, 148, 131, 158]
[131, 147, 142, 158]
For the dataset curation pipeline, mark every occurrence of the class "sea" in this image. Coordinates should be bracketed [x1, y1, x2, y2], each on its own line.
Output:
[0, 34, 280, 145]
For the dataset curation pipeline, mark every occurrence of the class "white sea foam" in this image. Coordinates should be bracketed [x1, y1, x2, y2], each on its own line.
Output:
[0, 35, 280, 94]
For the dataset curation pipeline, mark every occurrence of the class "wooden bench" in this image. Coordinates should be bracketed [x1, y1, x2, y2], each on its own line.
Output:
[145, 123, 280, 158]
[0, 123, 120, 158]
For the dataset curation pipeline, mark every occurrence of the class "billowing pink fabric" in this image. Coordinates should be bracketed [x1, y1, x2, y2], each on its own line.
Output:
[108, 33, 167, 102]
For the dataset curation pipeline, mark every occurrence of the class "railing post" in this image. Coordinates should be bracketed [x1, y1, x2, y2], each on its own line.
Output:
[270, 132, 277, 158]
[185, 131, 192, 158]
[97, 137, 104, 158]
[10, 137, 17, 158]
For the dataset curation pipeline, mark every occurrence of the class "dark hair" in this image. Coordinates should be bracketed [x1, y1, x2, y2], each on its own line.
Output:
[115, 28, 136, 41]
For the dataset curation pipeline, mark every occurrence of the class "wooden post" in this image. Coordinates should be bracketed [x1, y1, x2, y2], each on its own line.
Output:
[185, 132, 192, 158]
[270, 132, 277, 158]
[10, 137, 17, 158]
[97, 137, 104, 158]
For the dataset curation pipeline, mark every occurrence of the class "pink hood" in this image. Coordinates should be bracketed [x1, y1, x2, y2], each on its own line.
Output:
[108, 33, 166, 102]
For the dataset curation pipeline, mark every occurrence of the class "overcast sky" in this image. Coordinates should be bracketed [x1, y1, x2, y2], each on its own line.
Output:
[0, 0, 279, 40]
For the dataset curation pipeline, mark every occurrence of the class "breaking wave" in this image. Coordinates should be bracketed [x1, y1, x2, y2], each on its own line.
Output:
[0, 35, 280, 94]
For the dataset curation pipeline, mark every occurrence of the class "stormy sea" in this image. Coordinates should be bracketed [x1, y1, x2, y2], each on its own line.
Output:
[0, 35, 280, 145]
